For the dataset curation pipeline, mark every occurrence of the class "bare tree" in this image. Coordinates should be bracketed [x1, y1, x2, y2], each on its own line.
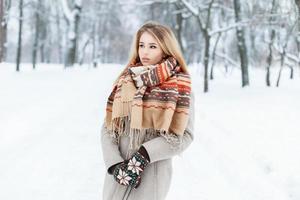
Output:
[180, 0, 215, 93]
[210, 32, 222, 80]
[265, 0, 277, 86]
[62, 0, 82, 67]
[295, 0, 300, 65]
[210, 5, 227, 80]
[275, 22, 296, 87]
[16, 0, 24, 71]
[174, 2, 185, 54]
[53, 0, 63, 64]
[233, 0, 249, 87]
[0, 0, 10, 62]
[0, 0, 4, 62]
[39, 5, 48, 63]
[32, 0, 41, 69]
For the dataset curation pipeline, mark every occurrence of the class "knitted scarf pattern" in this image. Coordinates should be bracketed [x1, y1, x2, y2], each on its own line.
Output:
[104, 57, 191, 151]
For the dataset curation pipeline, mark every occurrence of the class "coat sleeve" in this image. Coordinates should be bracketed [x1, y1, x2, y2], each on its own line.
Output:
[100, 121, 124, 173]
[142, 91, 195, 163]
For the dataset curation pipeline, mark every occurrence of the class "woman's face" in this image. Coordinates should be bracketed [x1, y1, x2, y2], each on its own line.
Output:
[138, 31, 164, 66]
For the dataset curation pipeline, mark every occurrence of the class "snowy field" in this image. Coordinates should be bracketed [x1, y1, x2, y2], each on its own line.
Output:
[0, 62, 299, 200]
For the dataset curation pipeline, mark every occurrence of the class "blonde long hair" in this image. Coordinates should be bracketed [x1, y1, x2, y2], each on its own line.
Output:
[113, 21, 189, 85]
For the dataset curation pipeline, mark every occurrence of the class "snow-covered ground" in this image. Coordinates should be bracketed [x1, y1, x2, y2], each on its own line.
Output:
[0, 62, 299, 200]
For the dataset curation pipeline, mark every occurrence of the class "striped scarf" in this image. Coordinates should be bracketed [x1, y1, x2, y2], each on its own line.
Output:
[104, 57, 191, 150]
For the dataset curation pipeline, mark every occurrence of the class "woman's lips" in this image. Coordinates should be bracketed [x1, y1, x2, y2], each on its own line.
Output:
[142, 58, 150, 62]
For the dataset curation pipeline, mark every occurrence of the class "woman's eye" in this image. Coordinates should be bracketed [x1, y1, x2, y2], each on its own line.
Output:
[139, 44, 144, 48]
[150, 46, 157, 49]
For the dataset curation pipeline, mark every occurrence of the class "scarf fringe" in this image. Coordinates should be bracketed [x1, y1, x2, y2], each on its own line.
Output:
[105, 115, 184, 159]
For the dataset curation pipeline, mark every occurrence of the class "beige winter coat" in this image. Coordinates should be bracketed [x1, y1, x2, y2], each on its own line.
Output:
[101, 92, 195, 200]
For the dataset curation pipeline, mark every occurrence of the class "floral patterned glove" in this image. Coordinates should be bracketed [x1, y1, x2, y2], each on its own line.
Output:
[113, 146, 150, 188]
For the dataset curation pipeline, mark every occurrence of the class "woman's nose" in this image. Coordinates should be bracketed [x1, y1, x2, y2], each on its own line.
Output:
[142, 47, 150, 55]
[142, 49, 149, 56]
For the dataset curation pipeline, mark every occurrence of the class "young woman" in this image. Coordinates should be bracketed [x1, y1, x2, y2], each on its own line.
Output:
[101, 21, 195, 200]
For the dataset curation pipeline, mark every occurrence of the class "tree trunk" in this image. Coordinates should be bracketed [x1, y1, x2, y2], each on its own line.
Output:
[55, 2, 63, 64]
[79, 37, 90, 65]
[0, 0, 9, 62]
[233, 0, 249, 87]
[266, 60, 271, 86]
[294, 0, 300, 67]
[289, 65, 294, 79]
[266, 0, 276, 87]
[180, 0, 214, 92]
[16, 0, 23, 72]
[203, 29, 210, 93]
[276, 50, 285, 87]
[210, 32, 222, 80]
[174, 2, 184, 54]
[92, 21, 98, 67]
[45, 28, 52, 63]
[32, 0, 41, 69]
[0, 0, 4, 62]
[39, 21, 47, 63]
[62, 0, 82, 67]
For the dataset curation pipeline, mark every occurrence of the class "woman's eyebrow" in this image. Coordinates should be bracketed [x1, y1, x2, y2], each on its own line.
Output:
[139, 42, 157, 45]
